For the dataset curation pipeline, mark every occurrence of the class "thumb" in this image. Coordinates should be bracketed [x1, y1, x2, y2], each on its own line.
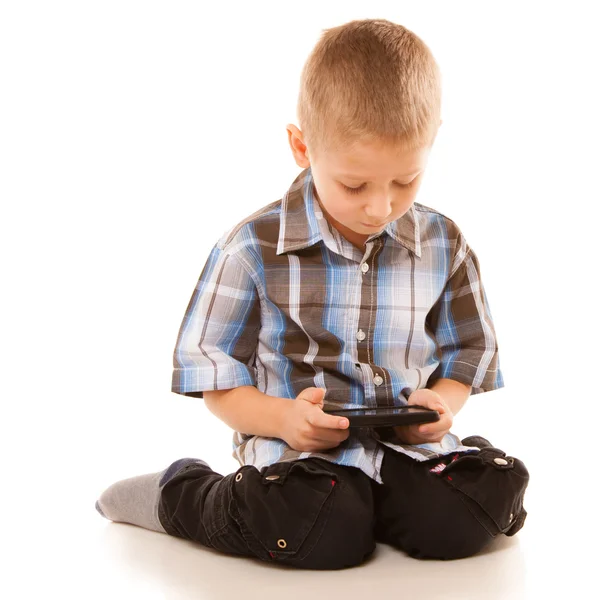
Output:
[408, 388, 443, 410]
[298, 387, 326, 406]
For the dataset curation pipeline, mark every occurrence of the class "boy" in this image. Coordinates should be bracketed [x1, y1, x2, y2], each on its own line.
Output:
[96, 18, 529, 569]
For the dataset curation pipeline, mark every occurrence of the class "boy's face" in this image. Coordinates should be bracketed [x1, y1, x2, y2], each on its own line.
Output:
[286, 124, 439, 250]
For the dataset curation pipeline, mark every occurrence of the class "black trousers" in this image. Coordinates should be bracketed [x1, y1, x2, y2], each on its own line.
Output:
[157, 437, 529, 570]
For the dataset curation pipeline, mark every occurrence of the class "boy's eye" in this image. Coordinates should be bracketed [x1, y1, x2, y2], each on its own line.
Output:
[343, 184, 367, 195]
[341, 181, 414, 195]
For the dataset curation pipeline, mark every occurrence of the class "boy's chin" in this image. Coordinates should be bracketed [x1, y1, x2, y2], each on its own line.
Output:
[356, 222, 385, 233]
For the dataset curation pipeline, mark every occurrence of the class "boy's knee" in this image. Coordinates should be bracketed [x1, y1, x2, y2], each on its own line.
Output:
[376, 443, 529, 561]
[408, 448, 529, 560]
[232, 460, 376, 569]
[298, 475, 377, 569]
[402, 499, 496, 560]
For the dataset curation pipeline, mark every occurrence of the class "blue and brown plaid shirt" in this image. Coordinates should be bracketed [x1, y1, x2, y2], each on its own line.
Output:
[171, 166, 504, 484]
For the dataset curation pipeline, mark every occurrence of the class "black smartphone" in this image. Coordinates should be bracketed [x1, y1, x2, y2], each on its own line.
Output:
[324, 405, 440, 428]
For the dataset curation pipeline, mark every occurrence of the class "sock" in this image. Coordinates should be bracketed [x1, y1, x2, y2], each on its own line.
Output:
[95, 458, 209, 533]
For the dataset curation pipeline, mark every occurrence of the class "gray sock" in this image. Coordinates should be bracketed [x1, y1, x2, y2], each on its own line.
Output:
[95, 458, 209, 533]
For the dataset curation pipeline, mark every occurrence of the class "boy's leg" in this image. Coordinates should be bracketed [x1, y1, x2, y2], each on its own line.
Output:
[96, 456, 377, 570]
[95, 458, 210, 534]
[372, 436, 529, 560]
[158, 457, 377, 569]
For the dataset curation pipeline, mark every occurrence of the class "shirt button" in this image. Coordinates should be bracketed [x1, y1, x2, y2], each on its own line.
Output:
[373, 375, 383, 386]
[494, 457, 508, 466]
[356, 329, 366, 341]
[361, 262, 369, 273]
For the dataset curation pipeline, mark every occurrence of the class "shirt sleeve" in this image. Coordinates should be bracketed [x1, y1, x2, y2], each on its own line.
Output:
[426, 234, 505, 395]
[171, 244, 261, 399]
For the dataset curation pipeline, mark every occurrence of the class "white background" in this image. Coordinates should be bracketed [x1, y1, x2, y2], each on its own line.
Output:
[2, 1, 598, 598]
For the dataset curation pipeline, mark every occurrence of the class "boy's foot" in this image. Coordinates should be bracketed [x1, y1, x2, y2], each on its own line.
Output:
[95, 458, 210, 533]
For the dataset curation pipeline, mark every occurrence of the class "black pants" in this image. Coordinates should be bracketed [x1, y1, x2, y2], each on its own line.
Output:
[157, 438, 529, 570]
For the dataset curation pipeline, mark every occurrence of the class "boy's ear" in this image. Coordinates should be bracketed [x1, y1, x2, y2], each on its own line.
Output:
[286, 123, 311, 168]
[428, 120, 443, 148]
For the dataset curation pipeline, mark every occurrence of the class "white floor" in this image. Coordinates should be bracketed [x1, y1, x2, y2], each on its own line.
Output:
[10, 499, 591, 600]
[6, 423, 595, 600]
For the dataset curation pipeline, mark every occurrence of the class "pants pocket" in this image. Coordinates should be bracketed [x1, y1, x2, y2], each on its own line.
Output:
[229, 459, 338, 561]
[429, 447, 529, 537]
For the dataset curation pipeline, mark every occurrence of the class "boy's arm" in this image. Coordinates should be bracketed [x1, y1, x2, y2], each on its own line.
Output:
[425, 232, 504, 396]
[204, 386, 291, 438]
[428, 378, 471, 416]
[391, 232, 501, 445]
[172, 246, 261, 399]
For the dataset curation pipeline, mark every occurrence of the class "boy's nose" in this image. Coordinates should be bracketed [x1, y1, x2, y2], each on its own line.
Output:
[364, 198, 392, 220]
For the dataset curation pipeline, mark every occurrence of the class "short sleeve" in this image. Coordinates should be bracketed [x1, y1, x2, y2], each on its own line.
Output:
[426, 236, 504, 395]
[171, 244, 261, 398]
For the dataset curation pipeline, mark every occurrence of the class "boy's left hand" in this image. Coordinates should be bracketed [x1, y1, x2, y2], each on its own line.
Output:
[392, 389, 453, 445]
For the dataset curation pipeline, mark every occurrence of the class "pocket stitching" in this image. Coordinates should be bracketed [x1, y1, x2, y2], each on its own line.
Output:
[235, 464, 336, 556]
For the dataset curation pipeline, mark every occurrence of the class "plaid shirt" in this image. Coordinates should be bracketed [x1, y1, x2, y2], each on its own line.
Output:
[171, 166, 504, 484]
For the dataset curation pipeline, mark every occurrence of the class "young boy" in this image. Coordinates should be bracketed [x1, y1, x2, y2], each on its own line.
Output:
[96, 18, 529, 570]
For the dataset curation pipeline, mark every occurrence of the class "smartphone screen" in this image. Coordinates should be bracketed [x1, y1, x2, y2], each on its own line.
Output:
[328, 406, 432, 417]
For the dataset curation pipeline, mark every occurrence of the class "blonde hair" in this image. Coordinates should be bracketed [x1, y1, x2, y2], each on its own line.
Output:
[297, 18, 442, 159]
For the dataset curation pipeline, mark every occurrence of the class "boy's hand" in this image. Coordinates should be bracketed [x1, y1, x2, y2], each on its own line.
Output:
[392, 389, 453, 445]
[281, 387, 350, 452]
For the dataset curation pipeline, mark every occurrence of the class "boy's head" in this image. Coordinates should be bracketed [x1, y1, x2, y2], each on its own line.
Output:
[286, 19, 442, 249]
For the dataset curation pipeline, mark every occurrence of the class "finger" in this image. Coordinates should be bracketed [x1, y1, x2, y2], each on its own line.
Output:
[415, 417, 444, 437]
[417, 429, 443, 439]
[409, 398, 444, 415]
[418, 415, 451, 435]
[407, 389, 440, 408]
[314, 429, 350, 444]
[418, 422, 451, 438]
[409, 423, 446, 440]
[309, 412, 349, 430]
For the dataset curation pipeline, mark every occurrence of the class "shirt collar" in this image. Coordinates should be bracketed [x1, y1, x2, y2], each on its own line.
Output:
[276, 166, 422, 258]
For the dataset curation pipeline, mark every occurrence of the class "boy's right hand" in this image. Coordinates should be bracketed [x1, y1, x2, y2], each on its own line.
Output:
[281, 387, 350, 452]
